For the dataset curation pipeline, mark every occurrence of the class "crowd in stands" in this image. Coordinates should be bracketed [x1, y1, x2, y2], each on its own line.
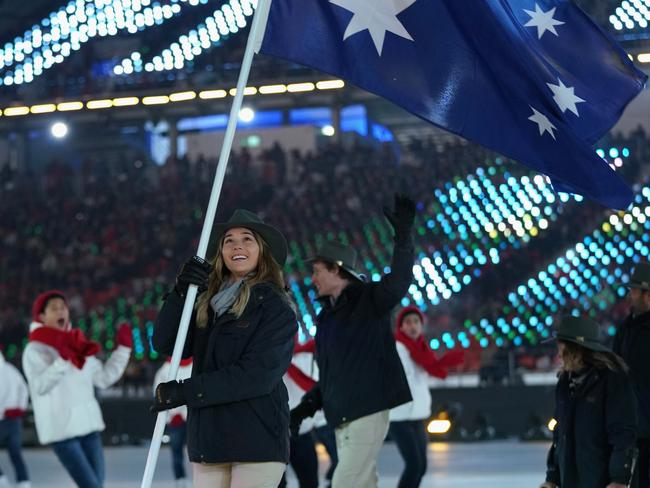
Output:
[1, 127, 649, 384]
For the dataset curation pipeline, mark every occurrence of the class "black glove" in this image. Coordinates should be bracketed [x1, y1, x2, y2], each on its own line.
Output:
[289, 397, 320, 438]
[151, 380, 187, 413]
[175, 255, 212, 298]
[383, 193, 416, 244]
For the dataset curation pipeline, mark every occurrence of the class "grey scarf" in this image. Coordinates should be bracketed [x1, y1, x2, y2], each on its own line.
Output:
[210, 279, 245, 317]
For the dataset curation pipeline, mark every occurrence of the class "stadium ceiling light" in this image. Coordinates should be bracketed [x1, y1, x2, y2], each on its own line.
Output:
[30, 104, 57, 114]
[229, 87, 258, 96]
[638, 53, 650, 63]
[112, 97, 140, 107]
[50, 121, 68, 139]
[321, 125, 336, 137]
[287, 82, 316, 93]
[199, 89, 228, 99]
[57, 101, 84, 111]
[169, 91, 197, 102]
[142, 95, 170, 105]
[0, 78, 347, 117]
[238, 107, 255, 122]
[258, 84, 287, 95]
[316, 79, 345, 90]
[4, 106, 30, 116]
[87, 99, 113, 110]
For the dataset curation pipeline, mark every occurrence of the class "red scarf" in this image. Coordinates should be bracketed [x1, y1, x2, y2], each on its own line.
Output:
[29, 326, 100, 369]
[293, 339, 316, 354]
[287, 339, 317, 391]
[165, 357, 194, 367]
[395, 329, 464, 379]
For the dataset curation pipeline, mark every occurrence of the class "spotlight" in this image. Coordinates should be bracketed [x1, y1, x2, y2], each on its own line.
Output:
[321, 125, 335, 137]
[238, 107, 255, 123]
[427, 418, 451, 434]
[547, 418, 557, 432]
[51, 121, 68, 138]
[426, 403, 463, 440]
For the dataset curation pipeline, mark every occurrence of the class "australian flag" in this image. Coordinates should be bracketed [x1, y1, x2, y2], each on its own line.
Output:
[257, 0, 647, 209]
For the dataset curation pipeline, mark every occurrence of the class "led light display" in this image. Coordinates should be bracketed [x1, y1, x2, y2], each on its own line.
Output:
[117, 0, 257, 75]
[610, 0, 650, 30]
[457, 189, 650, 349]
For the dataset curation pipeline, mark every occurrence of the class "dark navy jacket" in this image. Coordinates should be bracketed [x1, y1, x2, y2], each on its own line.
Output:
[614, 310, 650, 439]
[545, 367, 637, 487]
[304, 241, 413, 427]
[153, 283, 297, 463]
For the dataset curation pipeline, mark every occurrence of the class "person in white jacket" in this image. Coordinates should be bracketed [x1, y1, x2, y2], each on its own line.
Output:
[389, 307, 464, 488]
[153, 357, 193, 488]
[0, 350, 30, 488]
[22, 290, 132, 488]
[279, 338, 338, 488]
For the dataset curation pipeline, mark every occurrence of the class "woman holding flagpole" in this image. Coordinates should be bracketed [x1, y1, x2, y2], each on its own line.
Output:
[152, 209, 297, 488]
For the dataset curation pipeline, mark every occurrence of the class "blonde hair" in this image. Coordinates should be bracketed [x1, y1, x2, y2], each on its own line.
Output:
[195, 229, 292, 328]
[559, 340, 627, 374]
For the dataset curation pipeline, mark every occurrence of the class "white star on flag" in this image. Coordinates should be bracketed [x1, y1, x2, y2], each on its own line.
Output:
[546, 78, 586, 117]
[528, 106, 557, 139]
[329, 0, 417, 56]
[524, 3, 565, 39]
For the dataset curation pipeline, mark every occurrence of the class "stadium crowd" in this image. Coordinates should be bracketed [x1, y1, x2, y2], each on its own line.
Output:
[1, 128, 649, 381]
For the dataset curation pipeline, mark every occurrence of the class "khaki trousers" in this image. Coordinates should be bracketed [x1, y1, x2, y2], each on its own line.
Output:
[192, 461, 285, 488]
[332, 410, 390, 488]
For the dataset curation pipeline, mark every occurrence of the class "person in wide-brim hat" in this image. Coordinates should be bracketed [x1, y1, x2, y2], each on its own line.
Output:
[613, 261, 650, 487]
[306, 240, 365, 283]
[541, 315, 636, 488]
[545, 315, 611, 352]
[290, 194, 416, 488]
[151, 208, 297, 487]
[207, 209, 288, 266]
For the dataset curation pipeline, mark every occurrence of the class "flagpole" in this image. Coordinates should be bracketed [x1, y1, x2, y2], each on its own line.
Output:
[140, 1, 271, 486]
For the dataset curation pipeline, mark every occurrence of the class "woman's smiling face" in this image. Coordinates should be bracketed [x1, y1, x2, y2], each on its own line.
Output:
[221, 227, 260, 279]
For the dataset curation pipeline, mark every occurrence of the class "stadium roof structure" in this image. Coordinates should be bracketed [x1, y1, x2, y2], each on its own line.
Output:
[0, 0, 63, 38]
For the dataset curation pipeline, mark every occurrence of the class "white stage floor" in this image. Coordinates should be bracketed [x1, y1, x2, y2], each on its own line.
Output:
[0, 440, 550, 487]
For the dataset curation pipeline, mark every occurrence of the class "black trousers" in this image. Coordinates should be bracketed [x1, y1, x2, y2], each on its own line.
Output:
[278, 432, 318, 488]
[314, 425, 338, 484]
[633, 438, 650, 488]
[390, 420, 428, 488]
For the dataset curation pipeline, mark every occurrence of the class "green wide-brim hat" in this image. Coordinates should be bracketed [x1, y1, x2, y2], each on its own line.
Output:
[619, 262, 650, 291]
[307, 240, 365, 282]
[546, 315, 611, 353]
[207, 209, 288, 266]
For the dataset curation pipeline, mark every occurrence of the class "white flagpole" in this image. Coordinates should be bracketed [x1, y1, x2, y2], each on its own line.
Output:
[140, 1, 271, 486]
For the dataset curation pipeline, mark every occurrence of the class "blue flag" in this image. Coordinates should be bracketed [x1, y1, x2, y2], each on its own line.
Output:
[257, 0, 647, 209]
